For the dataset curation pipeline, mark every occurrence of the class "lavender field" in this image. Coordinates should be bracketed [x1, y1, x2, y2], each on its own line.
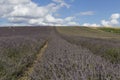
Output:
[0, 27, 50, 80]
[0, 27, 120, 80]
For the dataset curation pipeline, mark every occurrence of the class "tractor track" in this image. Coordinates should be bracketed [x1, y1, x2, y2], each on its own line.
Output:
[18, 40, 48, 80]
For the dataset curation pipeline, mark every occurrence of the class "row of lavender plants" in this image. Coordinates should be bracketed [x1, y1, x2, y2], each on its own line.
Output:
[0, 27, 50, 80]
[27, 31, 120, 80]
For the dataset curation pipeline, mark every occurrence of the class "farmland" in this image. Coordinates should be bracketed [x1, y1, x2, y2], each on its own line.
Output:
[0, 26, 120, 80]
[57, 27, 120, 63]
[99, 27, 120, 34]
[0, 27, 51, 80]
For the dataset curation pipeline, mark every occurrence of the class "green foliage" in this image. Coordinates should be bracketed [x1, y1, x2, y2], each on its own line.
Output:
[105, 48, 120, 63]
[4, 45, 30, 61]
[99, 27, 120, 34]
[0, 61, 6, 77]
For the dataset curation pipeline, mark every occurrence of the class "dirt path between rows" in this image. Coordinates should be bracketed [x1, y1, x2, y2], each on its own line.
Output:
[18, 40, 48, 80]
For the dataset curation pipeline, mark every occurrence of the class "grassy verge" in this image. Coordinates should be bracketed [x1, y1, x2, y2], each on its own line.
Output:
[57, 27, 120, 39]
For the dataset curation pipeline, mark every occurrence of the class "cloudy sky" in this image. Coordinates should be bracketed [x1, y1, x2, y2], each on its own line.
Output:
[0, 0, 120, 27]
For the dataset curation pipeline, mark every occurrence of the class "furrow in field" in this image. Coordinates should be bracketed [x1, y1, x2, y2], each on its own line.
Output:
[18, 40, 48, 80]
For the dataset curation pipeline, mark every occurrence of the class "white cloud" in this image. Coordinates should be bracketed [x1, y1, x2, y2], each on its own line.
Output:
[110, 19, 119, 25]
[83, 23, 100, 27]
[0, 0, 30, 4]
[101, 13, 120, 27]
[101, 20, 110, 26]
[80, 11, 95, 16]
[0, 0, 78, 26]
[52, 0, 70, 8]
[67, 22, 79, 26]
[64, 17, 74, 21]
[44, 14, 63, 24]
[82, 13, 120, 27]
[111, 13, 120, 19]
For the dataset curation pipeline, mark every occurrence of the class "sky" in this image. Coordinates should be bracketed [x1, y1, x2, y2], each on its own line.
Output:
[0, 0, 120, 27]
